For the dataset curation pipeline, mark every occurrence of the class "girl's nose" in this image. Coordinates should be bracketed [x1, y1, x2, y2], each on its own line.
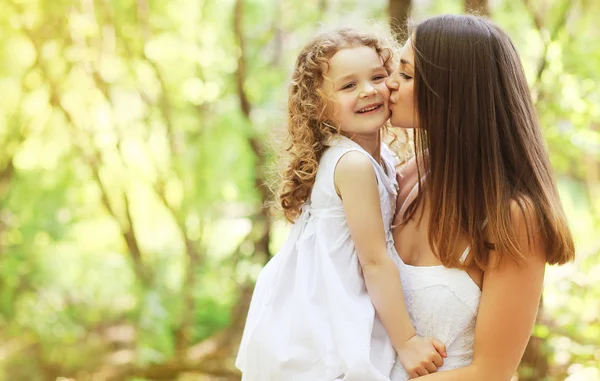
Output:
[359, 83, 377, 98]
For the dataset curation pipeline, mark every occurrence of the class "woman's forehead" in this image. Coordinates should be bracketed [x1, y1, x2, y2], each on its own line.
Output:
[400, 39, 414, 67]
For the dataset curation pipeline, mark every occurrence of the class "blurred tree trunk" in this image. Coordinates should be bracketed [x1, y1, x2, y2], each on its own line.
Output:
[465, 0, 490, 16]
[230, 0, 273, 343]
[0, 156, 15, 257]
[583, 124, 600, 217]
[93, 0, 205, 354]
[516, 3, 573, 377]
[0, 148, 16, 311]
[389, 0, 411, 39]
[519, 297, 549, 381]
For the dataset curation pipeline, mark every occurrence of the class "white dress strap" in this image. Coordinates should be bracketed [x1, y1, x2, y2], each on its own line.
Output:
[458, 219, 489, 264]
[459, 247, 470, 264]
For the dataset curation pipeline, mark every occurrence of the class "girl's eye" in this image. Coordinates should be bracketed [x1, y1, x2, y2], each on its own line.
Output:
[400, 73, 413, 80]
[373, 75, 387, 81]
[342, 83, 356, 90]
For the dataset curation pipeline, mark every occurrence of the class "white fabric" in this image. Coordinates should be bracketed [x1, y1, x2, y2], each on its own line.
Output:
[236, 136, 400, 381]
[389, 181, 482, 380]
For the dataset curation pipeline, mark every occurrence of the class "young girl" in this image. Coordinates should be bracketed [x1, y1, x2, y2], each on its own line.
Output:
[236, 28, 445, 381]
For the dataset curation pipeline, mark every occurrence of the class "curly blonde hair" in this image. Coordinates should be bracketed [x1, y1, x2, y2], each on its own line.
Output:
[278, 27, 404, 223]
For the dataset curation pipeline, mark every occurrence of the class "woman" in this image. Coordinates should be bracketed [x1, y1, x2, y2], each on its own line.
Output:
[385, 14, 574, 380]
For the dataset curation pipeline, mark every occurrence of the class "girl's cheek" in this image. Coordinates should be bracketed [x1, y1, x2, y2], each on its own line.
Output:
[384, 83, 392, 96]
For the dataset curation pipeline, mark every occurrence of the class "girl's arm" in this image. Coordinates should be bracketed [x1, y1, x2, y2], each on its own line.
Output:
[416, 201, 546, 381]
[335, 151, 446, 378]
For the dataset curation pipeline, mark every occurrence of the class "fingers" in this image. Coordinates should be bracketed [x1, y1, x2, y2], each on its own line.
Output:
[408, 360, 437, 378]
[424, 360, 438, 374]
[430, 350, 444, 368]
[431, 338, 447, 358]
[415, 367, 429, 377]
[408, 369, 426, 379]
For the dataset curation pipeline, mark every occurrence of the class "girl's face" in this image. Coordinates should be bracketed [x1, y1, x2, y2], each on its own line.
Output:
[321, 46, 390, 137]
[387, 38, 417, 129]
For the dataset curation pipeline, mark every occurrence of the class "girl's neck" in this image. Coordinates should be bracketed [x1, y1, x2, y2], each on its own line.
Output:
[348, 131, 382, 163]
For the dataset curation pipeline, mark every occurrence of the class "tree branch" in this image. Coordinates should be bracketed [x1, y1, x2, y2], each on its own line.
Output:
[389, 0, 412, 40]
[224, 0, 274, 362]
[18, 18, 150, 286]
[91, 0, 206, 351]
[539, 316, 600, 348]
[233, 0, 251, 118]
[233, 0, 272, 261]
[522, 0, 572, 100]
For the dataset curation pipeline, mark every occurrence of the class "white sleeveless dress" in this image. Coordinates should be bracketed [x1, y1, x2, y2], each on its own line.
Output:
[390, 182, 482, 380]
[236, 136, 400, 381]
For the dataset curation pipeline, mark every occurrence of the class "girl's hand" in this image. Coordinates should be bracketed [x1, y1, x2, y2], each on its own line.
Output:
[396, 335, 447, 378]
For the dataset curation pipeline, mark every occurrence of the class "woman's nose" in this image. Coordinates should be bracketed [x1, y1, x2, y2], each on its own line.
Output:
[386, 71, 399, 91]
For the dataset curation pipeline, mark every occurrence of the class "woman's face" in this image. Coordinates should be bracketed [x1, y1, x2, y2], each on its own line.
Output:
[387, 38, 417, 129]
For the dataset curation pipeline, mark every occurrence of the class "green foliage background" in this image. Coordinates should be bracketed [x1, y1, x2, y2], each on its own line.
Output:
[0, 0, 598, 380]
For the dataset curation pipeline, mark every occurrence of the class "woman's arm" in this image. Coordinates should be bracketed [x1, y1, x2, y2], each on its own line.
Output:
[335, 151, 445, 378]
[416, 201, 546, 381]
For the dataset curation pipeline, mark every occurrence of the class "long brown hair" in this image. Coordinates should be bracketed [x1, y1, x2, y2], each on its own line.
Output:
[278, 28, 399, 222]
[405, 14, 574, 268]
